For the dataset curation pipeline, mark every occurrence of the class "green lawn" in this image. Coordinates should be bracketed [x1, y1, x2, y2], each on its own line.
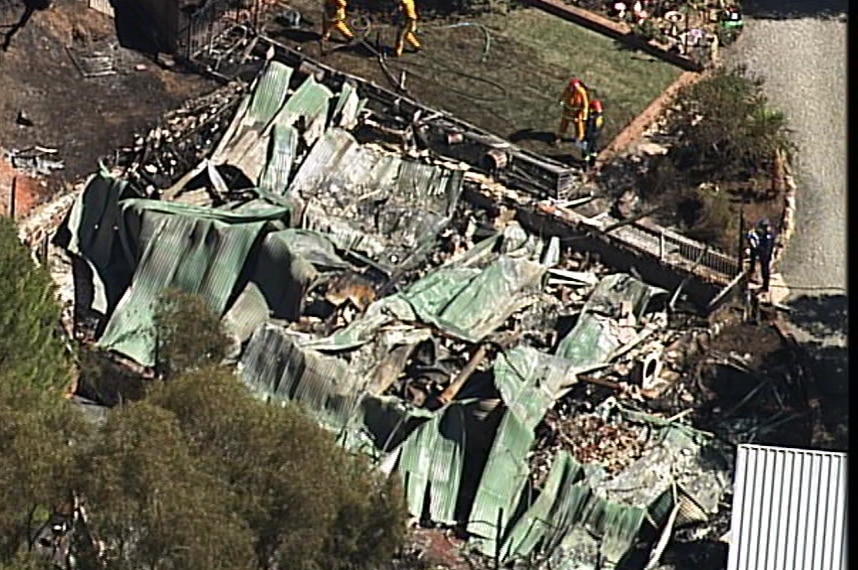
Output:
[264, 5, 682, 155]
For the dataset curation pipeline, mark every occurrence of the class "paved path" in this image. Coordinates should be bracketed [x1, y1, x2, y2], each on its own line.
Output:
[727, 2, 847, 445]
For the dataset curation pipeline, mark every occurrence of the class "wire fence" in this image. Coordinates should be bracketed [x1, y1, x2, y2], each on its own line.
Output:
[176, 0, 262, 62]
[609, 219, 741, 283]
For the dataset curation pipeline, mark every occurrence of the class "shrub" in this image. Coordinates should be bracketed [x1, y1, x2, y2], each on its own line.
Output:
[152, 289, 231, 379]
[665, 65, 795, 182]
[149, 368, 408, 570]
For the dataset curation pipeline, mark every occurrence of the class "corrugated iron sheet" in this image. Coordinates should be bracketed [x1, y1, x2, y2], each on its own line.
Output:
[245, 61, 293, 127]
[466, 411, 533, 554]
[556, 274, 667, 366]
[401, 255, 546, 342]
[288, 127, 463, 271]
[727, 444, 847, 570]
[222, 282, 270, 345]
[61, 173, 132, 269]
[468, 347, 578, 555]
[397, 403, 467, 525]
[98, 214, 267, 366]
[259, 124, 298, 195]
[272, 74, 333, 128]
[239, 324, 368, 434]
[331, 81, 363, 129]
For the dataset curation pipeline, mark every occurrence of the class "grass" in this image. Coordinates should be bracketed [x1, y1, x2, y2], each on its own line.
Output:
[263, 4, 682, 158]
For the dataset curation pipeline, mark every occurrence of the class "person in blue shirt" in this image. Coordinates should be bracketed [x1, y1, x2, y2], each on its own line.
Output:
[746, 219, 777, 292]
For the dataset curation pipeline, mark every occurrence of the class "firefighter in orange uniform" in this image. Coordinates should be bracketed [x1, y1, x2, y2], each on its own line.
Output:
[321, 0, 354, 44]
[395, 0, 422, 57]
[555, 77, 590, 146]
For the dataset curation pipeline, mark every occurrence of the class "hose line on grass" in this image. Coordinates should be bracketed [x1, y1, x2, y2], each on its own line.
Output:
[332, 17, 507, 103]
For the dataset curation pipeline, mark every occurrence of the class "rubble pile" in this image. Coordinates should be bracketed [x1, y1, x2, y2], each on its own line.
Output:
[116, 85, 245, 191]
[51, 53, 741, 570]
[551, 413, 645, 473]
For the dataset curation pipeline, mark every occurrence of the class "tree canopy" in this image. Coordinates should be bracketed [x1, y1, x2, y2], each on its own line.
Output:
[149, 368, 408, 570]
[0, 257, 407, 570]
[152, 289, 231, 379]
[0, 217, 72, 393]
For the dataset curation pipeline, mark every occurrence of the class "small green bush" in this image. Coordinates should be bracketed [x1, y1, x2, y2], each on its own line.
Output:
[665, 65, 795, 183]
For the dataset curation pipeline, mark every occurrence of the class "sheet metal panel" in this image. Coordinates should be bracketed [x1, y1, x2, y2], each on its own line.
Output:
[397, 404, 467, 525]
[259, 124, 298, 195]
[245, 61, 293, 127]
[98, 214, 266, 366]
[239, 324, 367, 433]
[727, 444, 847, 570]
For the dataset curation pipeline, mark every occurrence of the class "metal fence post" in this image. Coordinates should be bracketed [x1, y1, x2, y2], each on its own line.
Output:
[738, 206, 746, 272]
[9, 176, 17, 220]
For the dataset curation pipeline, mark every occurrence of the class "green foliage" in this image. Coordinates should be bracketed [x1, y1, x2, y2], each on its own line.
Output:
[0, 551, 54, 570]
[666, 65, 795, 182]
[152, 289, 230, 379]
[74, 400, 255, 570]
[682, 187, 740, 252]
[0, 382, 87, 561]
[0, 217, 71, 393]
[149, 369, 408, 570]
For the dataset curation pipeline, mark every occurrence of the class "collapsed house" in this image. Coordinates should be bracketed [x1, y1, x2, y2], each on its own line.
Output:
[54, 58, 732, 569]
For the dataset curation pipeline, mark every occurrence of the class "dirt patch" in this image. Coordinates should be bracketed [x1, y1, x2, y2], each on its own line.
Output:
[0, 0, 217, 206]
[648, 313, 814, 449]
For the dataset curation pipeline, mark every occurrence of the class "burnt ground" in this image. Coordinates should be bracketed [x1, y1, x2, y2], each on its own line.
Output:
[649, 310, 816, 450]
[259, 1, 681, 163]
[0, 0, 217, 207]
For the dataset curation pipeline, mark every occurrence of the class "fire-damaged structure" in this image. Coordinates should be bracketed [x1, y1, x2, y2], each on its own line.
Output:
[52, 58, 734, 569]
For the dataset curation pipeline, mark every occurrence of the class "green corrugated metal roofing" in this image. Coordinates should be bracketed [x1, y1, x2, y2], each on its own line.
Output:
[211, 68, 333, 185]
[400, 255, 545, 343]
[98, 214, 267, 366]
[61, 176, 293, 366]
[556, 274, 667, 366]
[259, 124, 298, 195]
[222, 282, 270, 345]
[490, 448, 650, 569]
[331, 80, 364, 129]
[501, 451, 587, 562]
[272, 73, 334, 129]
[59, 173, 138, 270]
[246, 61, 293, 126]
[466, 411, 533, 555]
[287, 127, 464, 272]
[494, 347, 578, 430]
[210, 61, 292, 165]
[239, 323, 367, 435]
[397, 403, 468, 525]
[468, 347, 579, 555]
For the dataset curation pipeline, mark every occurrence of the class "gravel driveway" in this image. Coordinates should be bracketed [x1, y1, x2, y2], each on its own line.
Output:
[726, 2, 847, 447]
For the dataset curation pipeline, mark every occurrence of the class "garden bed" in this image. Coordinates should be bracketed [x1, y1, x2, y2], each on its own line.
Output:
[556, 0, 745, 66]
[594, 64, 790, 255]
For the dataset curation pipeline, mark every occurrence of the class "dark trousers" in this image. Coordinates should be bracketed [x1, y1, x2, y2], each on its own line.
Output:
[750, 249, 772, 291]
[584, 127, 601, 165]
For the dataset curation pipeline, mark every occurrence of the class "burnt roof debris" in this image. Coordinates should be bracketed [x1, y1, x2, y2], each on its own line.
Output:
[54, 54, 735, 570]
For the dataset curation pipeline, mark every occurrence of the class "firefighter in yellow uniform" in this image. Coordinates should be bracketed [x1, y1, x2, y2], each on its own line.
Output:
[395, 0, 422, 57]
[321, 0, 354, 43]
[555, 77, 589, 146]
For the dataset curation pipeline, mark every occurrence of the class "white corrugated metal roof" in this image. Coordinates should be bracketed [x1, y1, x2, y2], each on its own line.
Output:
[727, 444, 847, 570]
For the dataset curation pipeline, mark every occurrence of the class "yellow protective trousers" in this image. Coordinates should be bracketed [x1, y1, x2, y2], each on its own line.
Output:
[321, 1, 354, 41]
[395, 19, 421, 56]
[558, 106, 588, 141]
